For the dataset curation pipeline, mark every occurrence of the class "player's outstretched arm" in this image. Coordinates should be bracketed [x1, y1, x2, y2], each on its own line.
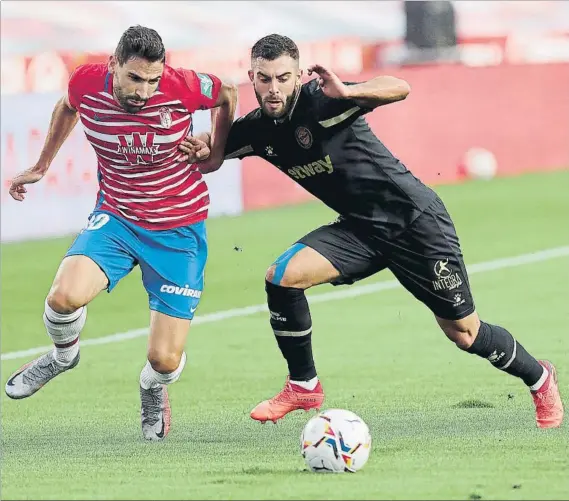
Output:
[203, 82, 238, 173]
[308, 64, 410, 110]
[8, 95, 79, 201]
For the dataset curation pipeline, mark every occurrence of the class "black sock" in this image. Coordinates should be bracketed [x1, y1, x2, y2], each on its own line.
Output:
[467, 321, 544, 386]
[265, 281, 316, 381]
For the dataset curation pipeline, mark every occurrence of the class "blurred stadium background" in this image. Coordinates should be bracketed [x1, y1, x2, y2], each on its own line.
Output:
[2, 0, 569, 241]
[1, 2, 568, 500]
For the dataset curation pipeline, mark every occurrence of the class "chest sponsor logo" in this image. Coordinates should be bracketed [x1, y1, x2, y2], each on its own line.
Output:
[287, 155, 334, 180]
[117, 132, 159, 165]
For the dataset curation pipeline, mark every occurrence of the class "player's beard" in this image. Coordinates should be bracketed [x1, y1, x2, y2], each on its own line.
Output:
[257, 83, 301, 119]
[113, 85, 147, 113]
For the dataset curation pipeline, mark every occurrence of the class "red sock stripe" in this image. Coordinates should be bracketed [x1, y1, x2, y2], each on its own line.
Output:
[55, 337, 79, 349]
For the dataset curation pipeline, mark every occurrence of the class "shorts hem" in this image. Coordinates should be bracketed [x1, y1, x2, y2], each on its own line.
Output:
[296, 239, 348, 279]
[149, 306, 195, 321]
[434, 305, 476, 321]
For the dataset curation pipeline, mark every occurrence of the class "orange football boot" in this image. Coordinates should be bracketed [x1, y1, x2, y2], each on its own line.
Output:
[532, 361, 564, 429]
[250, 377, 324, 423]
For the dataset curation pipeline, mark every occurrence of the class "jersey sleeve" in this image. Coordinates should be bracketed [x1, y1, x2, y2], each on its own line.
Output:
[179, 69, 222, 111]
[224, 116, 256, 160]
[67, 65, 88, 110]
[313, 82, 372, 130]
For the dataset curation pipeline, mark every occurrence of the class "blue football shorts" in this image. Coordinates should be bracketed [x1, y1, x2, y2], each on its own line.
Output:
[65, 210, 207, 320]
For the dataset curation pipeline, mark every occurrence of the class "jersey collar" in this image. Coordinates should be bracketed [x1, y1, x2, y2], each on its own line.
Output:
[104, 72, 112, 93]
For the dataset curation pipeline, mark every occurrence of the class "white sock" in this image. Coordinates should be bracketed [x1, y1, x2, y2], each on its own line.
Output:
[44, 300, 86, 366]
[290, 376, 319, 391]
[530, 367, 549, 392]
[140, 352, 187, 390]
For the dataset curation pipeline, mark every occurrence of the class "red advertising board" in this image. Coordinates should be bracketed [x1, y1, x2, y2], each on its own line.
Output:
[240, 63, 569, 211]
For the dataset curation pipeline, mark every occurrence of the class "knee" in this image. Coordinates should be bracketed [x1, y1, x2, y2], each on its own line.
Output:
[265, 264, 307, 289]
[265, 265, 277, 284]
[46, 287, 84, 314]
[147, 348, 183, 374]
[439, 314, 481, 351]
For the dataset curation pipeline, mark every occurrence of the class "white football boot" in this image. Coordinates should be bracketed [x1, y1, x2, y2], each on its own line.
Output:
[140, 384, 171, 440]
[5, 351, 80, 399]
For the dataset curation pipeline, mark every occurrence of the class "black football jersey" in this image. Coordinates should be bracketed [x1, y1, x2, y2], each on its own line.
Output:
[224, 79, 437, 238]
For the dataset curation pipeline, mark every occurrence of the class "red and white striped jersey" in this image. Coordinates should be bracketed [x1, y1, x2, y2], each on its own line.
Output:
[68, 63, 221, 230]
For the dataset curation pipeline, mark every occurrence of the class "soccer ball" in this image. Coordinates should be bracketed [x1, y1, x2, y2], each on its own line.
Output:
[462, 147, 498, 181]
[301, 409, 372, 473]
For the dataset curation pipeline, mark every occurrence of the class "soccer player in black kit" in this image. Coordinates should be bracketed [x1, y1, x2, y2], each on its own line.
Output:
[180, 34, 563, 428]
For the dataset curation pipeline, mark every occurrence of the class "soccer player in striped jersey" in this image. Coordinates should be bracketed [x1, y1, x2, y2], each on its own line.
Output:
[5, 25, 237, 441]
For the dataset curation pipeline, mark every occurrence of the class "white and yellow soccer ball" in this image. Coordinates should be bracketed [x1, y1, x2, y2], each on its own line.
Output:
[301, 409, 372, 473]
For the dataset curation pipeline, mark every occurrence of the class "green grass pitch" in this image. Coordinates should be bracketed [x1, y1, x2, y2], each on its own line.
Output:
[1, 170, 568, 500]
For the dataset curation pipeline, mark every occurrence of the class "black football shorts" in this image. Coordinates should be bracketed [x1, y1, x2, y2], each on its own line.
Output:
[297, 197, 475, 320]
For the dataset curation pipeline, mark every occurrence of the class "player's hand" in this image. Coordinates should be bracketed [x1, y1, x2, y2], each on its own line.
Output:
[8, 167, 45, 201]
[307, 64, 350, 99]
[178, 136, 211, 163]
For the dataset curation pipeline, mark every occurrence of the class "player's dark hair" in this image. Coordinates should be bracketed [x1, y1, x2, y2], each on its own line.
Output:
[115, 25, 166, 65]
[251, 34, 299, 61]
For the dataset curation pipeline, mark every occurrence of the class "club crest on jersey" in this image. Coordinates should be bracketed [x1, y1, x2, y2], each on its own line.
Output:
[159, 107, 172, 129]
[295, 126, 313, 149]
[117, 132, 159, 165]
